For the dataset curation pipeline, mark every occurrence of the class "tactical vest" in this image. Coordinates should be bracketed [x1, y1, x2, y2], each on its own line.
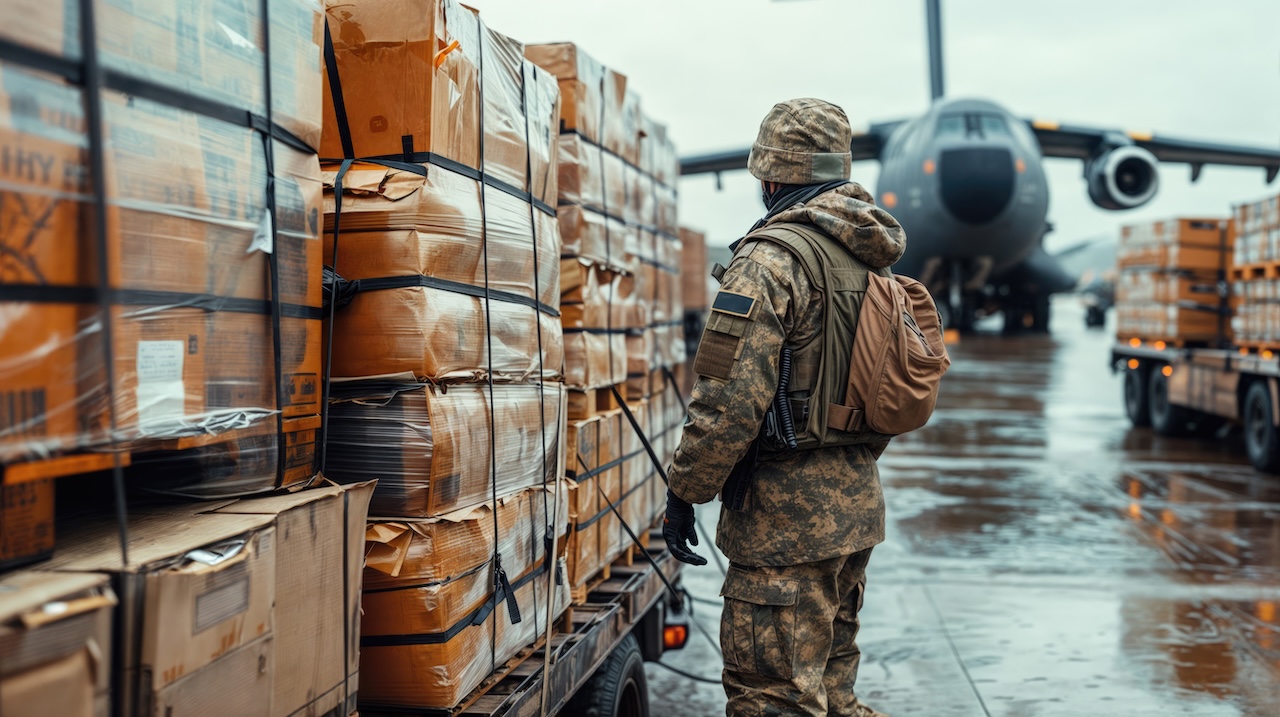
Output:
[740, 222, 894, 450]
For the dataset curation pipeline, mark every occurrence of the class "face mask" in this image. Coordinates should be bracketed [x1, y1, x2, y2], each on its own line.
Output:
[760, 183, 773, 210]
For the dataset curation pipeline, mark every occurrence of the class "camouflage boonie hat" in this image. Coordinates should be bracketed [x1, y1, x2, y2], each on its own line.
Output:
[748, 98, 853, 184]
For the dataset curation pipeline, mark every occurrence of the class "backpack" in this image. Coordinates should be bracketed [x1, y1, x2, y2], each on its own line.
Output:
[827, 272, 950, 435]
[741, 223, 949, 445]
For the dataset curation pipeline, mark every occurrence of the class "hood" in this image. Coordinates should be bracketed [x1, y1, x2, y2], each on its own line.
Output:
[765, 182, 906, 269]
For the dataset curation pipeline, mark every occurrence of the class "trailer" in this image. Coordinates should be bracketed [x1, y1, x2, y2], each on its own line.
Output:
[361, 533, 690, 717]
[1111, 341, 1280, 472]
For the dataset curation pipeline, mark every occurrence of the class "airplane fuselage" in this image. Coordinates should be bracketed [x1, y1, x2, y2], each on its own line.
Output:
[876, 98, 1050, 282]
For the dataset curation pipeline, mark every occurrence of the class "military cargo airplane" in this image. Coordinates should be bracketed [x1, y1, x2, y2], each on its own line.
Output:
[679, 0, 1280, 333]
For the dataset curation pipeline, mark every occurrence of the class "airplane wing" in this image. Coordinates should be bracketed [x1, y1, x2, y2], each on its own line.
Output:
[680, 120, 907, 176]
[1027, 120, 1280, 183]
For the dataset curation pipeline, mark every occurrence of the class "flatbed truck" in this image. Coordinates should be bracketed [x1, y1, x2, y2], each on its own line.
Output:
[1112, 341, 1280, 473]
[362, 533, 689, 717]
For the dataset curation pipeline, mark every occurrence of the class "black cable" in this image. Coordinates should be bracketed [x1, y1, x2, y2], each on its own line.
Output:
[651, 660, 723, 685]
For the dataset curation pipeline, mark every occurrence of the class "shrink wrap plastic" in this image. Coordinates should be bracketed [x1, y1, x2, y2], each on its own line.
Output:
[321, 0, 560, 207]
[360, 556, 569, 709]
[1115, 217, 1232, 345]
[0, 0, 324, 150]
[326, 379, 564, 518]
[1232, 197, 1280, 346]
[322, 162, 562, 381]
[0, 61, 323, 497]
[360, 483, 569, 709]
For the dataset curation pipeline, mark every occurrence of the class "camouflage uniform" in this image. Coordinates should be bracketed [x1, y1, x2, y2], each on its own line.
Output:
[667, 99, 904, 717]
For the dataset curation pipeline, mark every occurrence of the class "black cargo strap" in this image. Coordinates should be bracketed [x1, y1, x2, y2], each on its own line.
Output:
[322, 22, 355, 159]
[336, 275, 559, 318]
[610, 385, 670, 487]
[0, 286, 322, 319]
[358, 554, 553, 648]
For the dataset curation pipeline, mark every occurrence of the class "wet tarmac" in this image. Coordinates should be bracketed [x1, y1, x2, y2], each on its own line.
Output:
[647, 299, 1280, 716]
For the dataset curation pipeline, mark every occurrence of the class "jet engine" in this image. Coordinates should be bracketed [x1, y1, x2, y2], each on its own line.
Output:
[1086, 145, 1159, 210]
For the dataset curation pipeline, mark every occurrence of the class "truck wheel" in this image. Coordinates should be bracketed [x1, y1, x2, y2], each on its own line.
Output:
[1085, 307, 1105, 328]
[1124, 367, 1151, 427]
[1148, 367, 1190, 436]
[1244, 381, 1280, 473]
[563, 633, 649, 717]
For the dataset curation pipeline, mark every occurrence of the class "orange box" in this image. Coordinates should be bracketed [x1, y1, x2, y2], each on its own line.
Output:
[0, 64, 93, 463]
[327, 382, 564, 518]
[1, 477, 55, 570]
[679, 227, 710, 311]
[526, 43, 605, 143]
[1119, 218, 1232, 273]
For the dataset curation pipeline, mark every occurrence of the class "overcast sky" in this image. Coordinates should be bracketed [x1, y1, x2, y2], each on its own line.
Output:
[472, 0, 1280, 253]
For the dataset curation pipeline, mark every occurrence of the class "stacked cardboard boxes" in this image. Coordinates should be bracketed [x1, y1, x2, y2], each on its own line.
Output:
[319, 1, 570, 710]
[1115, 218, 1233, 346]
[0, 0, 326, 567]
[525, 44, 685, 596]
[0, 572, 114, 717]
[1231, 195, 1280, 349]
[39, 482, 372, 717]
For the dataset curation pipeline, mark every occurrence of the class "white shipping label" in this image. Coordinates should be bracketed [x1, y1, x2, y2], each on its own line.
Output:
[137, 340, 186, 434]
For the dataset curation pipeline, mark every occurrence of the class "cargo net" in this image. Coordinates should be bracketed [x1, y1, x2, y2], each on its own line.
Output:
[0, 0, 328, 499]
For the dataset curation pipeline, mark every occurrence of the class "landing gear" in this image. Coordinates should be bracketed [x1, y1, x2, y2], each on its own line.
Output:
[940, 294, 976, 333]
[1084, 306, 1106, 327]
[1001, 292, 1050, 335]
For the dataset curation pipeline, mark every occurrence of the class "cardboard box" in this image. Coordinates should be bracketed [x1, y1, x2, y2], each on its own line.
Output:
[362, 482, 567, 636]
[360, 554, 570, 709]
[328, 381, 565, 518]
[525, 43, 605, 144]
[320, 162, 559, 312]
[215, 481, 375, 717]
[45, 507, 279, 717]
[322, 1, 559, 205]
[127, 413, 321, 497]
[1119, 218, 1231, 273]
[0, 64, 93, 463]
[0, 0, 324, 151]
[0, 571, 115, 717]
[678, 227, 710, 311]
[1, 476, 55, 571]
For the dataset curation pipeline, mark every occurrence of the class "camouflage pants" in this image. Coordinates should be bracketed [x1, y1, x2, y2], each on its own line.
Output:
[720, 549, 873, 717]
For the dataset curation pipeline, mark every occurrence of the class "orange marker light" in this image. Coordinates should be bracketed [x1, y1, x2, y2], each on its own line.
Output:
[1154, 340, 1167, 350]
[663, 624, 689, 650]
[923, 159, 936, 175]
[1241, 347, 1250, 356]
[1129, 338, 1142, 348]
[1161, 365, 1173, 377]
[881, 191, 898, 209]
[1015, 158, 1026, 173]
[1265, 350, 1275, 360]
[1127, 358, 1140, 370]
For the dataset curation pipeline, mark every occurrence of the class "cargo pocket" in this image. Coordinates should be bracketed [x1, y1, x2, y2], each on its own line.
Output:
[719, 566, 799, 681]
[694, 295, 755, 381]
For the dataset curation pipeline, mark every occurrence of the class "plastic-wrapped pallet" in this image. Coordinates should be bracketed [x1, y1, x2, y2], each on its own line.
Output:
[326, 379, 564, 518]
[1231, 195, 1280, 349]
[0, 1, 326, 499]
[360, 483, 570, 710]
[1115, 218, 1233, 346]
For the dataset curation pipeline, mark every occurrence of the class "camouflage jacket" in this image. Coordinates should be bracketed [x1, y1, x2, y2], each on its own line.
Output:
[668, 182, 906, 567]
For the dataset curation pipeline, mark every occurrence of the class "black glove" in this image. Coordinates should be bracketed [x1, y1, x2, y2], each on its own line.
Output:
[663, 489, 708, 566]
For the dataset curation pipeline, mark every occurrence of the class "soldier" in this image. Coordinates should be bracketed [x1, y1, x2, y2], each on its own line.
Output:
[664, 98, 906, 717]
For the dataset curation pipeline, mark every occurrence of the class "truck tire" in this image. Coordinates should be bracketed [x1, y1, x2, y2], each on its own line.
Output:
[1244, 381, 1280, 473]
[563, 633, 649, 717]
[1148, 366, 1190, 436]
[1124, 367, 1151, 427]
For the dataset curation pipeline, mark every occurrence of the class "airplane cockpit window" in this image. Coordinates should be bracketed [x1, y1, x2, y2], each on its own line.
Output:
[936, 114, 965, 139]
[936, 113, 1012, 141]
[978, 114, 1009, 137]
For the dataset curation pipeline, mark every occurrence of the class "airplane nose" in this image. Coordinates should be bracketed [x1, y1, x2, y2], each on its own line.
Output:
[939, 148, 1015, 224]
